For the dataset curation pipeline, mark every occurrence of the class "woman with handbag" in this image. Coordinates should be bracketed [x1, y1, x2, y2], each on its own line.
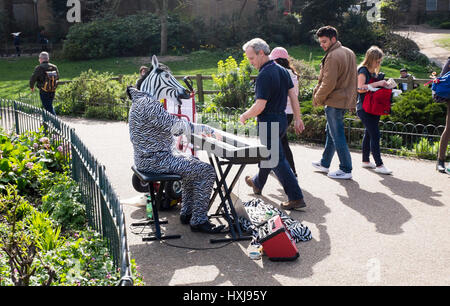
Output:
[356, 46, 392, 175]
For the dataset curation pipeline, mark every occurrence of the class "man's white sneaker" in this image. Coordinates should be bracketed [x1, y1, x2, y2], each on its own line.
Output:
[327, 169, 352, 180]
[312, 161, 329, 173]
[374, 165, 392, 175]
[362, 162, 376, 169]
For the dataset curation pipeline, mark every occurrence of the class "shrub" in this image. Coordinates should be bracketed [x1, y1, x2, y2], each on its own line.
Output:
[297, 115, 327, 143]
[54, 70, 130, 120]
[339, 13, 381, 54]
[289, 57, 318, 101]
[440, 21, 450, 29]
[381, 32, 430, 66]
[211, 55, 254, 109]
[389, 86, 447, 125]
[62, 13, 160, 60]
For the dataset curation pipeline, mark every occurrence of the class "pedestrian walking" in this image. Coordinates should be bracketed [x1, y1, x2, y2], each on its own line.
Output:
[356, 46, 392, 175]
[436, 56, 450, 174]
[240, 38, 306, 210]
[29, 52, 59, 115]
[12, 32, 21, 57]
[269, 47, 299, 177]
[311, 26, 357, 180]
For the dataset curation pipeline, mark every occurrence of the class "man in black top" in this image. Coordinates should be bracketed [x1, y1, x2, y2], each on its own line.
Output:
[239, 38, 307, 210]
[398, 68, 417, 92]
[30, 52, 59, 115]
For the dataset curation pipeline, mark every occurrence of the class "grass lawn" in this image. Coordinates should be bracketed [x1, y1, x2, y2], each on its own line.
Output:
[0, 44, 439, 99]
[434, 37, 450, 50]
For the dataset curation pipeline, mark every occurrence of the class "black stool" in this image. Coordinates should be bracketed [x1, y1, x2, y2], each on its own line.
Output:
[131, 166, 182, 241]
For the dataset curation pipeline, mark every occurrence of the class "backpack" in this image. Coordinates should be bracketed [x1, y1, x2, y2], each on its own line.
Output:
[363, 77, 392, 116]
[42, 68, 58, 93]
[432, 71, 450, 100]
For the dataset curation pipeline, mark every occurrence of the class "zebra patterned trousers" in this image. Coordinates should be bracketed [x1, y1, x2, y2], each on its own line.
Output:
[135, 151, 216, 226]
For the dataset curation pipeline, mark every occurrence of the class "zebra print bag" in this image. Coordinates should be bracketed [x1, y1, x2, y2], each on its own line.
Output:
[238, 198, 312, 246]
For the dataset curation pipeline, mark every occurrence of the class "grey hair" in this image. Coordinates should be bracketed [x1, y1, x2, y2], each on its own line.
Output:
[39, 52, 49, 61]
[242, 38, 270, 55]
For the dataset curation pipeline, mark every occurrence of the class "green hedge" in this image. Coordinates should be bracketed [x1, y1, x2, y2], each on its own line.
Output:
[389, 86, 447, 126]
[54, 70, 136, 120]
[62, 13, 206, 60]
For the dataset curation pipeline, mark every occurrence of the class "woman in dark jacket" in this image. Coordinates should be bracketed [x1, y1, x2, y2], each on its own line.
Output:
[356, 46, 392, 175]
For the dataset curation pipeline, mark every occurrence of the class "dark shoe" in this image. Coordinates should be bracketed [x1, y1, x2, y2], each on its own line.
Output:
[190, 221, 226, 234]
[437, 160, 446, 173]
[281, 198, 307, 210]
[245, 176, 261, 195]
[180, 213, 192, 225]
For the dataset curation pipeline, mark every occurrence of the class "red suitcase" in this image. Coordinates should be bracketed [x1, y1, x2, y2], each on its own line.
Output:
[257, 215, 299, 261]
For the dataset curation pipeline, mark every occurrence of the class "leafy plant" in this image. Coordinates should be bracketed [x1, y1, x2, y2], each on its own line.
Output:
[41, 178, 86, 231]
[211, 55, 254, 109]
[29, 211, 64, 252]
[389, 135, 403, 149]
[0, 186, 44, 286]
[413, 137, 439, 159]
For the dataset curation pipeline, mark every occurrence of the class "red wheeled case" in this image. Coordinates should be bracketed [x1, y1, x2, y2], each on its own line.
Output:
[257, 215, 299, 261]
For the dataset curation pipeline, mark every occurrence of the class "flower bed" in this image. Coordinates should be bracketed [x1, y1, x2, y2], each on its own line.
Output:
[0, 128, 143, 286]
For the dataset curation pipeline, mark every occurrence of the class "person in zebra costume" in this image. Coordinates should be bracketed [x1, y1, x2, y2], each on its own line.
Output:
[128, 55, 225, 234]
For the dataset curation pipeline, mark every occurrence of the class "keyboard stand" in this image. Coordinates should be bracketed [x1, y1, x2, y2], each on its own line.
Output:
[207, 153, 253, 244]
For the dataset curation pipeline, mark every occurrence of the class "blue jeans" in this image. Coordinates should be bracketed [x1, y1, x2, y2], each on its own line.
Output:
[357, 109, 383, 167]
[253, 113, 304, 201]
[320, 106, 352, 173]
[39, 91, 56, 115]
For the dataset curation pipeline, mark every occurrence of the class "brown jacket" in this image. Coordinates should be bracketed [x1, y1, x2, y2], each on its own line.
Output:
[313, 41, 357, 109]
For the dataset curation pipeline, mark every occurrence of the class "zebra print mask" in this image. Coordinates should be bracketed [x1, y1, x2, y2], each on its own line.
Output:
[139, 55, 190, 104]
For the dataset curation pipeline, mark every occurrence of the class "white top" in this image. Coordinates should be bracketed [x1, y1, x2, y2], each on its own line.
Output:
[286, 70, 299, 115]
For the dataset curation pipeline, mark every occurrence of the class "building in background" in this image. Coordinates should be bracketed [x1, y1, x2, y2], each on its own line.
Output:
[2, 0, 294, 36]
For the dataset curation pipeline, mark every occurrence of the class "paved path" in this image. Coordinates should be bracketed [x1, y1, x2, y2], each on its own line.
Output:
[395, 24, 450, 67]
[63, 117, 449, 286]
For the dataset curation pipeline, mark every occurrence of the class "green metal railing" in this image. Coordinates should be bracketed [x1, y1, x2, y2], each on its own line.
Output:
[0, 99, 133, 286]
[199, 108, 446, 158]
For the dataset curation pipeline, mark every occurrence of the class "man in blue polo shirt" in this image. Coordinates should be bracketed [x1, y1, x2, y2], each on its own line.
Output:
[239, 38, 307, 210]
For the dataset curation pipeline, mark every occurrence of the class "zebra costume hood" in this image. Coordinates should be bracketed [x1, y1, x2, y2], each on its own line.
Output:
[128, 86, 214, 157]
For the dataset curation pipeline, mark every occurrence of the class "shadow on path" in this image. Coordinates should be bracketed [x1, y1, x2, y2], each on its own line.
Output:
[337, 180, 411, 235]
[378, 175, 445, 207]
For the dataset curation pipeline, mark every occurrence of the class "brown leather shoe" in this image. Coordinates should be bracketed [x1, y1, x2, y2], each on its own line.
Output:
[281, 198, 306, 210]
[245, 176, 261, 195]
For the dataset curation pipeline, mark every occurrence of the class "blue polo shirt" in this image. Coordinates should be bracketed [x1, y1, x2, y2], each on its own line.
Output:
[255, 60, 294, 116]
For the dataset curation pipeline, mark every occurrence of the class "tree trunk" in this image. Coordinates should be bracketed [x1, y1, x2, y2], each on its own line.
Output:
[3, 0, 15, 41]
[160, 0, 168, 56]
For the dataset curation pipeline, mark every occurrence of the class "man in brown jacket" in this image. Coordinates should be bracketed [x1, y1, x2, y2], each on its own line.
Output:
[311, 26, 357, 180]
